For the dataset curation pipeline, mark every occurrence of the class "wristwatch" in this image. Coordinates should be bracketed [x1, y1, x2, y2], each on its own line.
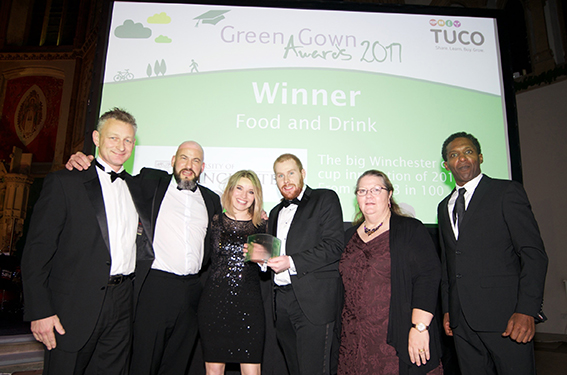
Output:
[412, 322, 430, 332]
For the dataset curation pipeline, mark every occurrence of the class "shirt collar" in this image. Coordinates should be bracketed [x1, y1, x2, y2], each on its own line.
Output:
[96, 158, 124, 173]
[296, 185, 306, 201]
[456, 173, 483, 194]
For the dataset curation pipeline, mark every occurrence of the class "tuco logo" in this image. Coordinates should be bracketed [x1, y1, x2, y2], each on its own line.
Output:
[430, 19, 485, 46]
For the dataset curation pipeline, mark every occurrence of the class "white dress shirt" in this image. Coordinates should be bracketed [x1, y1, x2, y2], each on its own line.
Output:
[447, 173, 483, 239]
[95, 158, 138, 276]
[274, 187, 305, 286]
[151, 177, 208, 275]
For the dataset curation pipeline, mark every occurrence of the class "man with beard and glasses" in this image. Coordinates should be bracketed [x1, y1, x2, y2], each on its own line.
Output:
[66, 141, 222, 375]
[265, 153, 344, 375]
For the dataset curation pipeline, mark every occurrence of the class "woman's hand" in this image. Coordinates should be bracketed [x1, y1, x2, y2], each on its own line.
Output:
[408, 327, 430, 366]
[408, 308, 434, 366]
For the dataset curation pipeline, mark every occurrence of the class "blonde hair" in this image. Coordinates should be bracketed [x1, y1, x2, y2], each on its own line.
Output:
[222, 170, 264, 227]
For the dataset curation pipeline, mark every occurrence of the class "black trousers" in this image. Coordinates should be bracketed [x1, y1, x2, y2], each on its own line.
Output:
[43, 278, 133, 375]
[275, 285, 334, 375]
[130, 269, 202, 375]
[452, 309, 536, 375]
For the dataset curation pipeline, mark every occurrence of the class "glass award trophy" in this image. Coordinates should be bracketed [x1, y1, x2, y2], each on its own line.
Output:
[246, 234, 281, 264]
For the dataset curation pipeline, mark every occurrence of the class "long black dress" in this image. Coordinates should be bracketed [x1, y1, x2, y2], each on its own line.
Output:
[198, 213, 267, 363]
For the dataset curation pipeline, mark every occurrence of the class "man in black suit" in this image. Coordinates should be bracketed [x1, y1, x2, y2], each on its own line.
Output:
[66, 141, 222, 375]
[266, 153, 344, 375]
[22, 108, 149, 375]
[438, 132, 548, 375]
[129, 141, 221, 375]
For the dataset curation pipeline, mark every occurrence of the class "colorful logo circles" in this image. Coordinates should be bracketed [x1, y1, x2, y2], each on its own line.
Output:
[429, 19, 461, 28]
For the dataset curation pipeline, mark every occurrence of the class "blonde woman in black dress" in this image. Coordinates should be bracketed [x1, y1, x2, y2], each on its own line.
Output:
[198, 170, 266, 375]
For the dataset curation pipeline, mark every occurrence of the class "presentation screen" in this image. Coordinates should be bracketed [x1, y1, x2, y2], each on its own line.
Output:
[97, 1, 515, 224]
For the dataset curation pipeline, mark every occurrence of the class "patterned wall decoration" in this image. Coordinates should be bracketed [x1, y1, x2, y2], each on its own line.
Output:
[0, 76, 63, 162]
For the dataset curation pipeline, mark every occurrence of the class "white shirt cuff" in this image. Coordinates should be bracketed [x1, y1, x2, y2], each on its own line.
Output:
[288, 256, 297, 275]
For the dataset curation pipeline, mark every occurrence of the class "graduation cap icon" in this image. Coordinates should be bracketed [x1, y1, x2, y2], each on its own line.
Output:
[193, 10, 230, 27]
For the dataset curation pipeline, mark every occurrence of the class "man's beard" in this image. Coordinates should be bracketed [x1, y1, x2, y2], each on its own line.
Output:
[174, 168, 199, 191]
[280, 178, 304, 200]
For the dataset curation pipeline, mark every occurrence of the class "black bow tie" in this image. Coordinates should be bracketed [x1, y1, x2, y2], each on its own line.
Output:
[109, 170, 127, 182]
[95, 160, 127, 182]
[282, 198, 300, 207]
[177, 184, 198, 192]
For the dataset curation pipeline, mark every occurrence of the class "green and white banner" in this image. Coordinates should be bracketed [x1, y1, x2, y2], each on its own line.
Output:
[101, 2, 511, 223]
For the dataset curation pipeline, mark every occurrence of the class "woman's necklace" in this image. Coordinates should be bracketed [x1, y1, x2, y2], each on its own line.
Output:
[363, 210, 391, 236]
[363, 221, 383, 236]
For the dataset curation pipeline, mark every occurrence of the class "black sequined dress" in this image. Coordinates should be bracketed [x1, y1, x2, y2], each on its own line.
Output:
[198, 213, 267, 363]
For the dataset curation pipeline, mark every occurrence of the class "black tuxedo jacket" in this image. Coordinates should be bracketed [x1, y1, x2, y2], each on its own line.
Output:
[438, 175, 547, 331]
[22, 167, 151, 352]
[268, 186, 344, 324]
[132, 167, 221, 304]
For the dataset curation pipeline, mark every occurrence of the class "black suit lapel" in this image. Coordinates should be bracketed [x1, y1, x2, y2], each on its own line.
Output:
[150, 174, 170, 240]
[198, 184, 216, 221]
[125, 175, 155, 263]
[460, 175, 490, 231]
[269, 204, 283, 236]
[84, 168, 110, 253]
[287, 186, 312, 233]
[196, 184, 222, 269]
[439, 191, 457, 244]
[126, 174, 151, 232]
[285, 186, 312, 255]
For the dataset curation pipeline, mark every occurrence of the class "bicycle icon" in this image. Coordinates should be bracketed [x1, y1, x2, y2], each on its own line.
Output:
[113, 69, 134, 82]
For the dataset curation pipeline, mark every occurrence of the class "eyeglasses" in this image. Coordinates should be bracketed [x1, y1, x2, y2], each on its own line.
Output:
[355, 186, 388, 196]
